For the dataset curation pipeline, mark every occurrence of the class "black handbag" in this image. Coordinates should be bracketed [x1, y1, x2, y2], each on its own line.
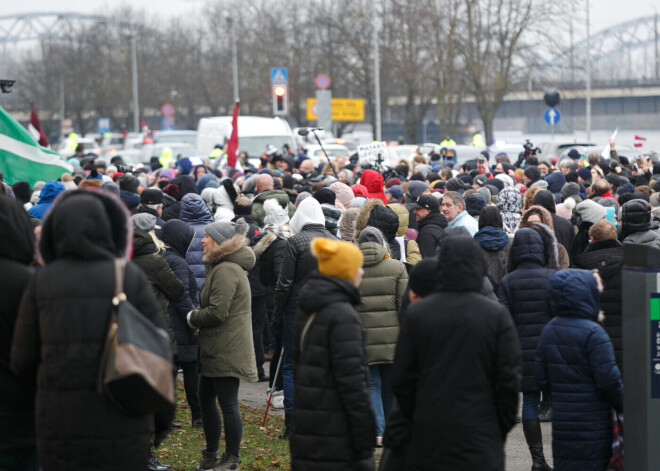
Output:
[98, 259, 175, 416]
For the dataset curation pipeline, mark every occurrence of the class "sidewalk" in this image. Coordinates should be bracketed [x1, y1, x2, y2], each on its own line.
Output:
[238, 361, 553, 470]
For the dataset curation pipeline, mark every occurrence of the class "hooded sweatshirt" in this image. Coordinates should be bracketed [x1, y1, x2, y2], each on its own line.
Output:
[27, 180, 65, 220]
[360, 169, 387, 204]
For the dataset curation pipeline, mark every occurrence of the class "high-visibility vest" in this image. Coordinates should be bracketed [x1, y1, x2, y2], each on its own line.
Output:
[159, 146, 174, 168]
[471, 133, 485, 147]
[440, 138, 456, 147]
[67, 133, 79, 151]
[209, 148, 223, 159]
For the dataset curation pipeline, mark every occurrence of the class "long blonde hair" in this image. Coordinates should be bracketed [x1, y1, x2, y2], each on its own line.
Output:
[149, 230, 166, 253]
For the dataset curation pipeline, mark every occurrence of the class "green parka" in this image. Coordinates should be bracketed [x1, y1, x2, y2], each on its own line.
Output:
[190, 234, 258, 382]
[250, 190, 296, 227]
[356, 241, 408, 364]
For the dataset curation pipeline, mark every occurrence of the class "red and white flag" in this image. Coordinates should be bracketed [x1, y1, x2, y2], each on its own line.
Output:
[226, 100, 240, 168]
[634, 134, 646, 148]
[27, 104, 49, 148]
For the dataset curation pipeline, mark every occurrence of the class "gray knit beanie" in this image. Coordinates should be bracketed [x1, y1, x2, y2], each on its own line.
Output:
[577, 199, 607, 224]
[561, 182, 580, 201]
[205, 221, 236, 244]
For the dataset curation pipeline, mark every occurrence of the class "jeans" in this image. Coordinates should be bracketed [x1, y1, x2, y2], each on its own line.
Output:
[179, 360, 201, 421]
[0, 450, 39, 471]
[522, 390, 541, 420]
[369, 364, 394, 435]
[282, 311, 295, 411]
[251, 296, 267, 378]
[198, 376, 242, 457]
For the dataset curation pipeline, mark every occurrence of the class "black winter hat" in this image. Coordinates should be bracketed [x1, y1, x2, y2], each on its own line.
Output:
[532, 189, 556, 214]
[465, 193, 486, 217]
[140, 188, 163, 205]
[489, 178, 504, 192]
[119, 174, 140, 194]
[524, 165, 541, 183]
[409, 258, 438, 297]
[445, 177, 465, 193]
[314, 187, 336, 206]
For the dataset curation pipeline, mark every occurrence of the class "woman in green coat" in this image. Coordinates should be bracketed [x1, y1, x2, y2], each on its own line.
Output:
[187, 219, 258, 471]
[356, 226, 408, 446]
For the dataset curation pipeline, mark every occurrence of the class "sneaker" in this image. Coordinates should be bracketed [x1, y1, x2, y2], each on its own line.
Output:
[148, 456, 171, 471]
[376, 436, 383, 448]
[217, 453, 240, 470]
[196, 449, 219, 471]
[271, 394, 285, 410]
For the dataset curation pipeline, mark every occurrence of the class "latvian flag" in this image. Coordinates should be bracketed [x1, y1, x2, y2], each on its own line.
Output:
[0, 106, 72, 185]
[634, 135, 646, 148]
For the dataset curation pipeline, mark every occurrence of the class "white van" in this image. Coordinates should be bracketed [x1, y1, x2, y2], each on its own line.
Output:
[197, 116, 296, 168]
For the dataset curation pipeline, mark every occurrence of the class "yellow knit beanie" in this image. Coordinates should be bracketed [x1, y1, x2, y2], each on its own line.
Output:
[311, 237, 363, 281]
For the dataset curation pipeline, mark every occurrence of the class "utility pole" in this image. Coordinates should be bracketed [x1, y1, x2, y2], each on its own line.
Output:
[373, 9, 382, 142]
[226, 14, 239, 102]
[131, 28, 139, 133]
[585, 0, 591, 141]
[655, 11, 659, 81]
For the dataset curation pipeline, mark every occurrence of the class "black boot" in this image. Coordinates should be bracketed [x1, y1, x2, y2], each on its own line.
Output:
[522, 419, 552, 471]
[279, 410, 293, 440]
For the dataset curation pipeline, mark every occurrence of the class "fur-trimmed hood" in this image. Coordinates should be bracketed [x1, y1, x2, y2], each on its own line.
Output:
[252, 225, 293, 259]
[353, 198, 385, 243]
[203, 234, 255, 271]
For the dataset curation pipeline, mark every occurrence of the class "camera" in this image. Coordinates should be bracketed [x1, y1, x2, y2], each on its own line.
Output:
[523, 139, 540, 156]
[0, 79, 15, 94]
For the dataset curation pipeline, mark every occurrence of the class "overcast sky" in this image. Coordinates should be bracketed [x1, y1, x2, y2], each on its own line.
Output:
[1, 0, 657, 36]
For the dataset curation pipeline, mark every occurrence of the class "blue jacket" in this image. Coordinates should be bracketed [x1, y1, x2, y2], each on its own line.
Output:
[27, 180, 65, 220]
[535, 269, 622, 471]
[498, 228, 556, 392]
[160, 219, 199, 363]
[447, 209, 478, 236]
[178, 194, 214, 291]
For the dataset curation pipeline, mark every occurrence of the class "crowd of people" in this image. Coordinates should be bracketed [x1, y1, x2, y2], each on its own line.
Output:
[2, 136, 653, 470]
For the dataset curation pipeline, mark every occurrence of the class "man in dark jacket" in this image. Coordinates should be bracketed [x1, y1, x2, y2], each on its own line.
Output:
[291, 238, 375, 470]
[498, 227, 557, 471]
[136, 188, 166, 235]
[533, 189, 575, 258]
[0, 197, 37, 470]
[574, 219, 624, 373]
[392, 237, 522, 471]
[536, 269, 622, 471]
[160, 219, 202, 427]
[619, 199, 660, 247]
[411, 195, 447, 258]
[274, 197, 335, 437]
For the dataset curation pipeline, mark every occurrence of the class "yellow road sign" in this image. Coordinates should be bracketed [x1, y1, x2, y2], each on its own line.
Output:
[306, 98, 365, 122]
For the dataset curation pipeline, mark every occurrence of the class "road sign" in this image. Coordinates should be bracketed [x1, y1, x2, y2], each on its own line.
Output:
[315, 73, 331, 90]
[97, 117, 110, 134]
[161, 103, 175, 117]
[270, 67, 288, 85]
[544, 107, 561, 126]
[306, 98, 365, 122]
[161, 116, 175, 131]
[357, 142, 388, 166]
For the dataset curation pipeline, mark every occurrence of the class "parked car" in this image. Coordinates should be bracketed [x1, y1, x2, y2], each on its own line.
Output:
[152, 130, 198, 146]
[305, 144, 350, 165]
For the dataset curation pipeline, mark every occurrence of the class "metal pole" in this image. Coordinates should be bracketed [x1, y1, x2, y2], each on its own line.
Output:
[373, 12, 382, 142]
[585, 0, 591, 141]
[655, 11, 659, 81]
[59, 75, 65, 121]
[131, 28, 140, 133]
[231, 17, 239, 102]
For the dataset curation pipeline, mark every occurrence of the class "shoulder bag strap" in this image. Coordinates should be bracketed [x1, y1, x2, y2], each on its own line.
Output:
[300, 312, 317, 353]
[113, 258, 127, 306]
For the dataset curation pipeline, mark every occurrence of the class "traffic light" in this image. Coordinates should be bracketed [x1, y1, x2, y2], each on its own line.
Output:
[272, 85, 288, 116]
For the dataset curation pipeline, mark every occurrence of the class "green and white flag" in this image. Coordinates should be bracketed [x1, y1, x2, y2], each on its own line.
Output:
[0, 106, 72, 186]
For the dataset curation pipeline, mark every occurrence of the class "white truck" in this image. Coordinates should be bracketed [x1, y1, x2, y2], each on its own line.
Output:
[196, 116, 296, 168]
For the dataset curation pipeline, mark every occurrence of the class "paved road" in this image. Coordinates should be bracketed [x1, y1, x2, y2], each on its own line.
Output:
[238, 361, 553, 470]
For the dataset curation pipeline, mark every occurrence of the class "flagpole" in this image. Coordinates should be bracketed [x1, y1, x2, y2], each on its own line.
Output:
[131, 26, 140, 133]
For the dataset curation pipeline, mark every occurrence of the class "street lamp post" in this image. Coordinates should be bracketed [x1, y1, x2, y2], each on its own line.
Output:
[225, 14, 239, 102]
[130, 26, 140, 133]
[373, 9, 382, 142]
[585, 0, 591, 141]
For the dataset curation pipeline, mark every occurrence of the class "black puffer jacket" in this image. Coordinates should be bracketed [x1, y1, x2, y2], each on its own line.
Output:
[274, 224, 335, 319]
[11, 190, 167, 471]
[619, 199, 660, 247]
[161, 219, 199, 363]
[366, 205, 402, 261]
[132, 230, 184, 355]
[291, 274, 375, 471]
[253, 226, 292, 312]
[161, 193, 180, 221]
[570, 220, 593, 261]
[498, 228, 557, 392]
[416, 210, 447, 258]
[574, 238, 624, 373]
[0, 197, 36, 454]
[392, 237, 521, 471]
